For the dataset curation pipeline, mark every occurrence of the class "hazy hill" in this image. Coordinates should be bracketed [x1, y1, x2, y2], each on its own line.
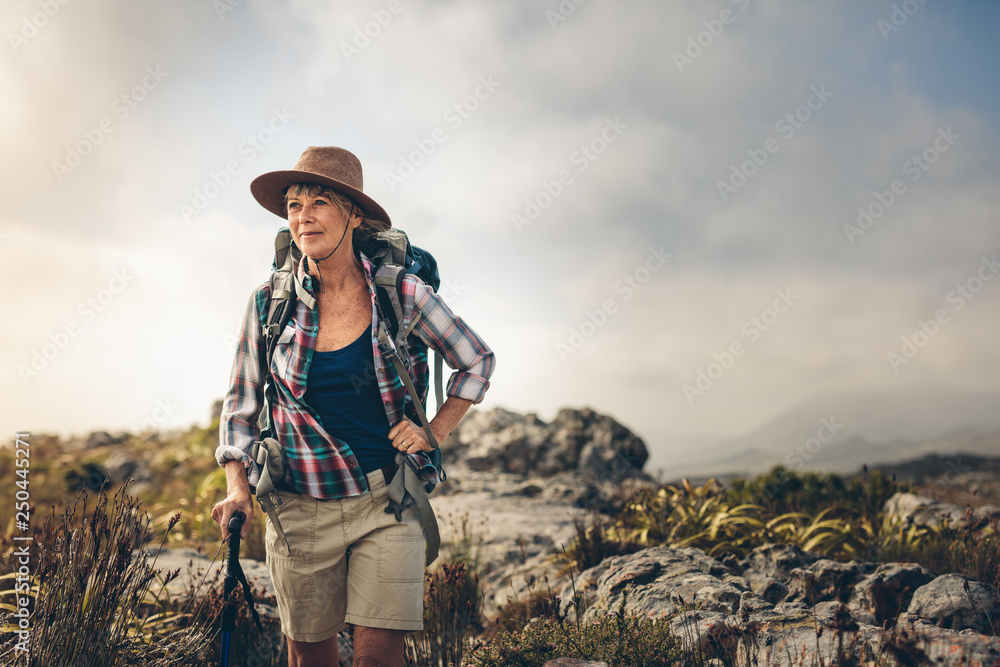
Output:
[652, 386, 1000, 478]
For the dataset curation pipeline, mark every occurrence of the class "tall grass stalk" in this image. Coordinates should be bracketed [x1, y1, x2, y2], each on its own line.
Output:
[0, 485, 213, 666]
[404, 561, 482, 667]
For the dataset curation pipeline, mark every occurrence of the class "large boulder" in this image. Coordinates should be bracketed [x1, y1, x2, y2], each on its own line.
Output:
[559, 546, 741, 624]
[907, 573, 1000, 632]
[447, 406, 648, 479]
[785, 558, 875, 605]
[882, 492, 999, 530]
[557, 545, 1000, 666]
[850, 562, 936, 625]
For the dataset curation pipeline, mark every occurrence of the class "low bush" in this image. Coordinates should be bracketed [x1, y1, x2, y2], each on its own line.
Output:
[466, 595, 682, 667]
[566, 466, 998, 597]
[726, 465, 905, 521]
[488, 578, 563, 643]
[0, 486, 213, 666]
[874, 511, 1000, 592]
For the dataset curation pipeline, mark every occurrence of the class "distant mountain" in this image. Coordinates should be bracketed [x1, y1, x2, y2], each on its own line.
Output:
[657, 386, 1000, 478]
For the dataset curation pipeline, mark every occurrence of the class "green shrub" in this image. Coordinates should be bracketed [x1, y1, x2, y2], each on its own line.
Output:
[873, 513, 1000, 592]
[562, 511, 645, 574]
[726, 465, 906, 521]
[567, 465, 1000, 587]
[466, 595, 682, 667]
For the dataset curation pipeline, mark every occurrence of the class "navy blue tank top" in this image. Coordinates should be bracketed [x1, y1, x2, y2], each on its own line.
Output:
[304, 327, 395, 475]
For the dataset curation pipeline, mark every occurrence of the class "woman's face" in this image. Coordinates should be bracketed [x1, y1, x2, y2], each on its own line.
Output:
[286, 190, 359, 260]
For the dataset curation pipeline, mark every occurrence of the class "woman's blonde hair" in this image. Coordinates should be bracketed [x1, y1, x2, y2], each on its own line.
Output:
[283, 183, 389, 257]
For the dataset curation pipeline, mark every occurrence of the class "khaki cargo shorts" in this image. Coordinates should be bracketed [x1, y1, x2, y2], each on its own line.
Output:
[264, 469, 426, 642]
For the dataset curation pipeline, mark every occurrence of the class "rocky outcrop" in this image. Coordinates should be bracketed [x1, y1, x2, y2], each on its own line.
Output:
[556, 544, 1000, 666]
[907, 573, 1000, 632]
[445, 406, 648, 479]
[62, 429, 130, 451]
[883, 491, 999, 530]
[430, 404, 655, 622]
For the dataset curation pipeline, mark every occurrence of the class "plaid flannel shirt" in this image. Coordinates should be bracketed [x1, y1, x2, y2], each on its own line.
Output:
[215, 252, 495, 499]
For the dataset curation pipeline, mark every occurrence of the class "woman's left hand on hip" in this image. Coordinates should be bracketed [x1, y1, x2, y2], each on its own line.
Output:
[388, 418, 435, 454]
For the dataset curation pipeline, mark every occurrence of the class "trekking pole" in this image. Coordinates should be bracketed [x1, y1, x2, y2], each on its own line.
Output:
[220, 510, 245, 667]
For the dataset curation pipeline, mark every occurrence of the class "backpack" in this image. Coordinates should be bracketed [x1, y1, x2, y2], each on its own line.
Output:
[251, 227, 446, 565]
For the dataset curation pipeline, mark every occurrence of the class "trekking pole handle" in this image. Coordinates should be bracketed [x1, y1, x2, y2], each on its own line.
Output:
[229, 510, 246, 537]
[227, 511, 245, 572]
[221, 510, 245, 642]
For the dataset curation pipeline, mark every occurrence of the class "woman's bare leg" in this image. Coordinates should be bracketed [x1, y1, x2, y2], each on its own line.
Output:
[351, 626, 405, 667]
[287, 633, 340, 667]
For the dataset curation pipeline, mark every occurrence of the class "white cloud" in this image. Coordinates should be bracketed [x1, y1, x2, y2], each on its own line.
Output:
[2, 0, 998, 460]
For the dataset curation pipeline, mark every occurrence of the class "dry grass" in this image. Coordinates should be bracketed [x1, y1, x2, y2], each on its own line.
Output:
[0, 485, 214, 665]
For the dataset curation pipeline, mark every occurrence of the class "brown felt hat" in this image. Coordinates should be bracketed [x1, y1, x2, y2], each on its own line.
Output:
[250, 146, 391, 225]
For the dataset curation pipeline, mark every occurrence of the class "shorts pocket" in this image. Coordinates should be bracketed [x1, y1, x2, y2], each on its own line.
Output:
[265, 492, 318, 600]
[376, 527, 426, 583]
[372, 483, 426, 583]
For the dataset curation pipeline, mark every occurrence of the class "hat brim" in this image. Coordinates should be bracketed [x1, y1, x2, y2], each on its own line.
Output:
[250, 170, 391, 226]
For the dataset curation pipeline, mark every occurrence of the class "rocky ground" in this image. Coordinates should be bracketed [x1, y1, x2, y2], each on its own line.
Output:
[561, 544, 1000, 666]
[142, 406, 1000, 666]
[435, 408, 1000, 665]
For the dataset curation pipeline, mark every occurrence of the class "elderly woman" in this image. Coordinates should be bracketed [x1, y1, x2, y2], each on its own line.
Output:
[211, 146, 495, 667]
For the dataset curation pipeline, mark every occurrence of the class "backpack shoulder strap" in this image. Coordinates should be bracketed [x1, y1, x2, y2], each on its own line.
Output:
[256, 228, 309, 437]
[373, 263, 407, 348]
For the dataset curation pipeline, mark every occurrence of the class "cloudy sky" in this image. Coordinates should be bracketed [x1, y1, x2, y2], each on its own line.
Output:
[3, 0, 998, 466]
